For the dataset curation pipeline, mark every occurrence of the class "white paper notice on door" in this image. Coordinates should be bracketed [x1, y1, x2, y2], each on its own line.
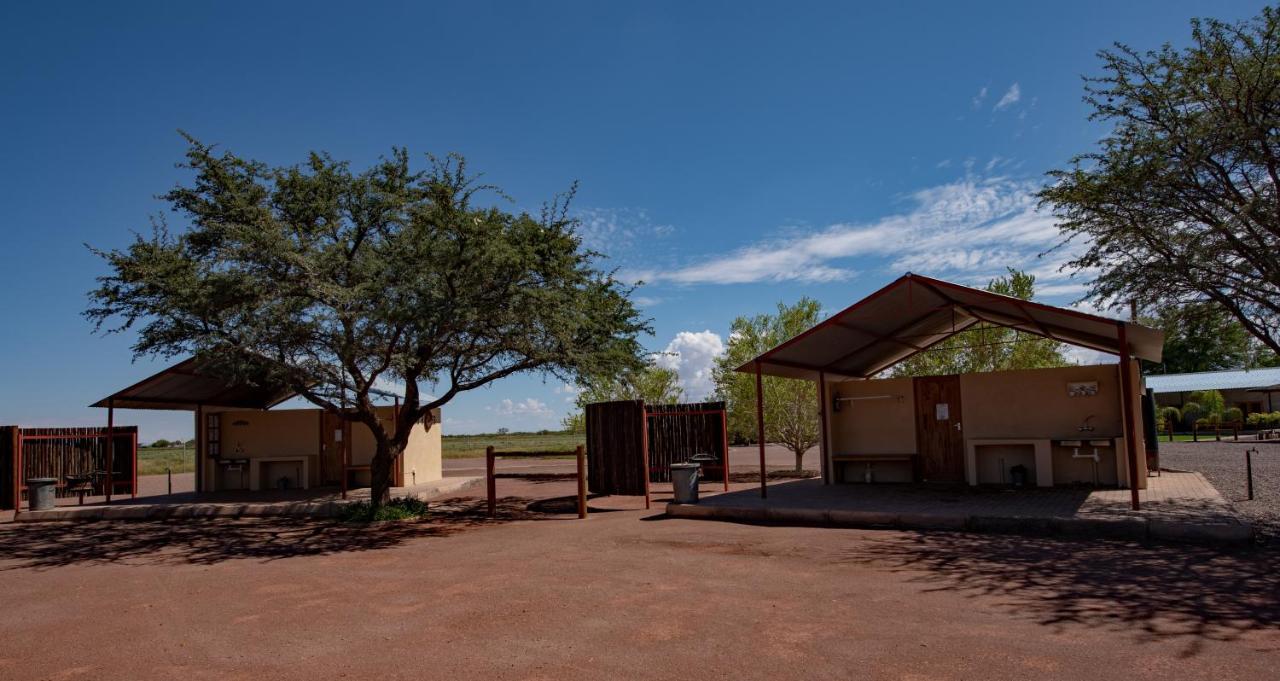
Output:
[334, 429, 343, 442]
[935, 403, 950, 420]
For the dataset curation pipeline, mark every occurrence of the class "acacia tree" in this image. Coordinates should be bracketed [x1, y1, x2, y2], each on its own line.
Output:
[561, 362, 684, 433]
[1040, 7, 1280, 354]
[892, 269, 1068, 377]
[88, 137, 647, 507]
[713, 298, 821, 472]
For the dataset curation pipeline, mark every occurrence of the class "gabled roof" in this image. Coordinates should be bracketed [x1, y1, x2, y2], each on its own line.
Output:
[735, 273, 1164, 380]
[1144, 367, 1280, 394]
[91, 357, 298, 410]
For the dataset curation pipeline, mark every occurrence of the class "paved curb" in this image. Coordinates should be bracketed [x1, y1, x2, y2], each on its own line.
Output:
[13, 477, 482, 523]
[665, 502, 1254, 546]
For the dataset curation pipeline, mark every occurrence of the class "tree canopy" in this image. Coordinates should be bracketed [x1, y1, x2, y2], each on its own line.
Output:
[891, 269, 1070, 377]
[561, 362, 684, 433]
[1040, 7, 1280, 355]
[713, 298, 822, 471]
[88, 136, 647, 504]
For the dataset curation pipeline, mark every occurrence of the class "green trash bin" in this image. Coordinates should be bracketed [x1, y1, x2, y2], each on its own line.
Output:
[27, 477, 57, 511]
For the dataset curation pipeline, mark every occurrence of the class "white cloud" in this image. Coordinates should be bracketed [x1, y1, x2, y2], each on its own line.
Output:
[626, 174, 1079, 293]
[971, 86, 988, 109]
[994, 83, 1021, 111]
[632, 295, 663, 307]
[575, 207, 674, 256]
[553, 381, 584, 403]
[653, 331, 726, 401]
[489, 398, 552, 416]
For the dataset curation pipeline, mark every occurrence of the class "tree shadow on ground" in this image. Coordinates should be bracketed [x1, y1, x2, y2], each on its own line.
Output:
[0, 496, 543, 571]
[843, 531, 1280, 657]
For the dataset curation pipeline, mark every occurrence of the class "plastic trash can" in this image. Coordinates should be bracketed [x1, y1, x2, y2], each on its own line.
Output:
[26, 477, 57, 511]
[670, 462, 701, 504]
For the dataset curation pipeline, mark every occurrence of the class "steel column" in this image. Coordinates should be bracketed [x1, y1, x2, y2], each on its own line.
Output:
[755, 362, 767, 498]
[106, 399, 114, 504]
[1117, 323, 1141, 511]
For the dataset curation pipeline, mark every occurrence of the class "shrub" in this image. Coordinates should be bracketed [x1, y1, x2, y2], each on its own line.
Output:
[1247, 412, 1267, 428]
[1181, 401, 1203, 428]
[151, 438, 171, 448]
[339, 496, 430, 522]
[1187, 390, 1226, 418]
[1194, 417, 1212, 430]
[1224, 407, 1243, 425]
[1160, 406, 1181, 430]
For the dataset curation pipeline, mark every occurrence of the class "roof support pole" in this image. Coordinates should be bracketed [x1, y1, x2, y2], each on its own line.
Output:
[1117, 323, 1141, 511]
[106, 399, 114, 504]
[755, 362, 767, 498]
[818, 371, 830, 485]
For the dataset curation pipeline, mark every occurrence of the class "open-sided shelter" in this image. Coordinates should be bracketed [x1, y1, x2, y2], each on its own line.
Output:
[736, 273, 1164, 509]
[93, 357, 441, 495]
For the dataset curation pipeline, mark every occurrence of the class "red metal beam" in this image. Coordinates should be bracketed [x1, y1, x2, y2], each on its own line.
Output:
[755, 362, 767, 499]
[106, 399, 114, 504]
[1117, 323, 1142, 511]
[818, 371, 829, 485]
[720, 407, 730, 492]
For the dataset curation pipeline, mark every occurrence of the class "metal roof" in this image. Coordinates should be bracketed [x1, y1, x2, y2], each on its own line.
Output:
[91, 357, 298, 411]
[1144, 367, 1280, 394]
[735, 273, 1165, 380]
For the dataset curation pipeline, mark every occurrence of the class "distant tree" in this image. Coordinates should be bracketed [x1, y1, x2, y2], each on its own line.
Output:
[1040, 7, 1280, 356]
[1145, 303, 1252, 374]
[1187, 389, 1226, 419]
[88, 137, 647, 507]
[892, 269, 1070, 377]
[713, 298, 822, 472]
[561, 362, 684, 433]
[496, 427, 509, 435]
[151, 438, 171, 448]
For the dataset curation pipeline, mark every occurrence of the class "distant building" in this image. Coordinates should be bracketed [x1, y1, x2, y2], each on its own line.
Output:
[1146, 367, 1280, 414]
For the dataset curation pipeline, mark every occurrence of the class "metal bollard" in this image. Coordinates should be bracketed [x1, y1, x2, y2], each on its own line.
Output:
[167, 467, 172, 496]
[1246, 448, 1256, 501]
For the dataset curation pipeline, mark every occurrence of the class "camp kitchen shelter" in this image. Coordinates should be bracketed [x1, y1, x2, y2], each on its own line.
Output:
[93, 358, 442, 495]
[1145, 367, 1280, 415]
[737, 273, 1165, 510]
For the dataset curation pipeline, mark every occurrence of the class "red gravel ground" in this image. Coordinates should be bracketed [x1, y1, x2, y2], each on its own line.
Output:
[1, 480, 1277, 680]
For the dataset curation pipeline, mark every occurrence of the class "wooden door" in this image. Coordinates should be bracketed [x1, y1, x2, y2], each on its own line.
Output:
[320, 412, 344, 486]
[914, 375, 965, 482]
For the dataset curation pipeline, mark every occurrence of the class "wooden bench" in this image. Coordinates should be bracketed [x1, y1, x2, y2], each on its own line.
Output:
[831, 453, 918, 483]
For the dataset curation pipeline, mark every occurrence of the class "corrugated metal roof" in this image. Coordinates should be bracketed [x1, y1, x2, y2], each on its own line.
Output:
[735, 273, 1164, 380]
[1144, 367, 1280, 394]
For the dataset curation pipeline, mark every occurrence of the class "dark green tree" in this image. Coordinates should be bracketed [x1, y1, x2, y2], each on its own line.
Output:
[1145, 302, 1252, 374]
[892, 269, 1069, 377]
[88, 137, 647, 507]
[1040, 7, 1280, 355]
[561, 362, 684, 433]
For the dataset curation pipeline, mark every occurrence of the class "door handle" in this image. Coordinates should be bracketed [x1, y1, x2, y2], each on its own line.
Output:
[954, 422, 962, 431]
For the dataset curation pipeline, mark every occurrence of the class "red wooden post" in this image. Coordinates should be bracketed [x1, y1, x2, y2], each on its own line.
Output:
[486, 446, 496, 517]
[720, 407, 730, 492]
[818, 371, 829, 485]
[755, 362, 767, 499]
[1117, 323, 1141, 511]
[106, 399, 114, 504]
[11, 427, 21, 513]
[641, 406, 651, 509]
[576, 445, 587, 519]
[130, 429, 138, 499]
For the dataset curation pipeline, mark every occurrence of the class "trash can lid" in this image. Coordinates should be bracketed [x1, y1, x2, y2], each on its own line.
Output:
[670, 462, 701, 469]
[689, 452, 718, 462]
[26, 477, 57, 483]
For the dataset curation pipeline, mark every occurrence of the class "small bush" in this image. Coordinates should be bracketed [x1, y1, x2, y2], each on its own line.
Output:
[1224, 407, 1243, 425]
[1247, 412, 1267, 428]
[339, 496, 430, 522]
[1181, 402, 1203, 429]
[1187, 390, 1226, 418]
[1159, 406, 1181, 430]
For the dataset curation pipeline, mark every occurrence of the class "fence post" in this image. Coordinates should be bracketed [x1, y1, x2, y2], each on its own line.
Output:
[486, 446, 496, 517]
[1246, 448, 1255, 501]
[576, 445, 587, 519]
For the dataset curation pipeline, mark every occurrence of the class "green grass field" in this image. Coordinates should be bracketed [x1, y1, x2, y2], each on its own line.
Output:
[134, 432, 584, 475]
[137, 446, 195, 476]
[442, 431, 584, 459]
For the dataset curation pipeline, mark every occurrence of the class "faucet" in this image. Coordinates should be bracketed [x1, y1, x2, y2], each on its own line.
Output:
[1078, 415, 1096, 433]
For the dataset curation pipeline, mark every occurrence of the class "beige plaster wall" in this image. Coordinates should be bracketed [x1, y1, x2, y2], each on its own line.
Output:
[401, 408, 443, 487]
[828, 377, 917, 454]
[218, 408, 322, 487]
[958, 364, 1123, 441]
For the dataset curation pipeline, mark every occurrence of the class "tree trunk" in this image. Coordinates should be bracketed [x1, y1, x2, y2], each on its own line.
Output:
[368, 439, 406, 509]
[794, 449, 804, 472]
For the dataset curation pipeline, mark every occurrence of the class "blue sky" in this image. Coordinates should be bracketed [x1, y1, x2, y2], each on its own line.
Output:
[0, 0, 1268, 440]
